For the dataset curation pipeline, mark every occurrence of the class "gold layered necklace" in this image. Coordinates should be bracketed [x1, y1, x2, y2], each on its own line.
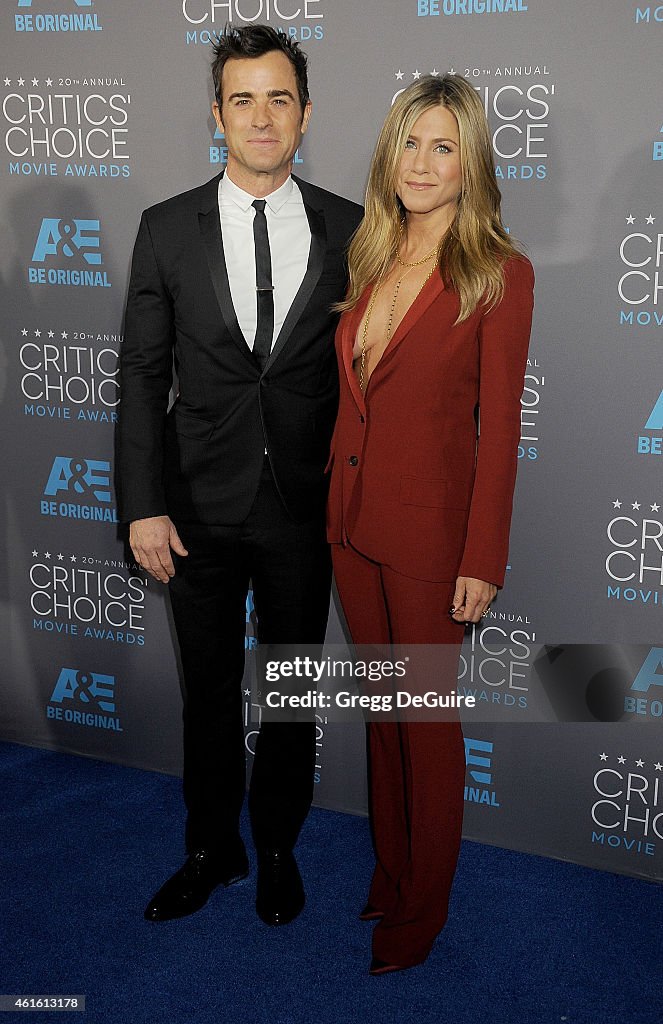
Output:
[358, 242, 439, 392]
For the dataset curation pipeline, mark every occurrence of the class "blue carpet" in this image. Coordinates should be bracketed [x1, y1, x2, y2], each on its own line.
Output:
[0, 741, 660, 1024]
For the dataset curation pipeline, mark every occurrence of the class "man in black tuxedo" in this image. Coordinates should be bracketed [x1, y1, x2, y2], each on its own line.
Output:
[117, 25, 361, 926]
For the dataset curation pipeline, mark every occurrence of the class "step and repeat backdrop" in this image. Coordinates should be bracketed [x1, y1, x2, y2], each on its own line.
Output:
[1, 0, 662, 883]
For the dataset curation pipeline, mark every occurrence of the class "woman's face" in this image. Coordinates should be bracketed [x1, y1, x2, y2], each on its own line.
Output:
[396, 104, 462, 227]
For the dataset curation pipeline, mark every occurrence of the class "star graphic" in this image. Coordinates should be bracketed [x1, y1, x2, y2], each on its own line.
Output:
[32, 549, 38, 558]
[617, 755, 626, 764]
[655, 763, 663, 771]
[34, 329, 41, 337]
[395, 70, 404, 81]
[61, 331, 68, 339]
[412, 70, 421, 79]
[625, 214, 635, 224]
[45, 551, 51, 559]
[57, 553, 64, 561]
[32, 78, 38, 87]
[635, 759, 644, 767]
[70, 555, 77, 562]
[612, 499, 622, 509]
[243, 689, 251, 697]
[652, 503, 660, 512]
[48, 330, 54, 338]
[431, 68, 439, 76]
[45, 78, 53, 87]
[645, 215, 655, 224]
[17, 77, 25, 87]
[21, 328, 28, 336]
[599, 752, 608, 761]
[3, 78, 10, 87]
[632, 501, 641, 510]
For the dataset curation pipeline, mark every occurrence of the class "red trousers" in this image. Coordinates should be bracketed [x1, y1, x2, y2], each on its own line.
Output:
[332, 541, 466, 966]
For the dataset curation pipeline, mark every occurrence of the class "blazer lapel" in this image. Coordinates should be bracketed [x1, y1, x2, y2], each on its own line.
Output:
[342, 271, 447, 403]
[263, 180, 326, 374]
[197, 173, 260, 370]
[376, 270, 446, 373]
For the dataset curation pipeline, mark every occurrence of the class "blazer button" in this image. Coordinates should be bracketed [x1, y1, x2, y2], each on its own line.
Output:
[359, 415, 365, 423]
[349, 455, 359, 466]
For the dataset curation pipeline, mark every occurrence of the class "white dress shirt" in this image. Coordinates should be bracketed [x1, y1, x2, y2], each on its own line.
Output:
[218, 173, 311, 352]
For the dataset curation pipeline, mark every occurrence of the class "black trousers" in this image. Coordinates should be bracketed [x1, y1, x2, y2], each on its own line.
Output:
[168, 458, 332, 854]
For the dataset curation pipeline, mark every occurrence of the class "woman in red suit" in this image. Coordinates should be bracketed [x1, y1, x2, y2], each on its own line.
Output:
[327, 75, 534, 975]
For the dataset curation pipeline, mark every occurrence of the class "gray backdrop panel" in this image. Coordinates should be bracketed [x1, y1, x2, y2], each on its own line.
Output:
[1, 0, 661, 882]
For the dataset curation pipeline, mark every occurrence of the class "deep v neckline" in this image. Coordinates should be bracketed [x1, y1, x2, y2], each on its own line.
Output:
[351, 269, 444, 393]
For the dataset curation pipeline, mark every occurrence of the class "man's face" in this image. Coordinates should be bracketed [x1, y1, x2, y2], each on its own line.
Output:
[213, 51, 311, 193]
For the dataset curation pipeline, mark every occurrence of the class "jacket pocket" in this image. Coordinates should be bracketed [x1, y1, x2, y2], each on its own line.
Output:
[172, 410, 216, 440]
[400, 475, 468, 510]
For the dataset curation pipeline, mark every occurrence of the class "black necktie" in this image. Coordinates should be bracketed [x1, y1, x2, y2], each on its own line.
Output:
[252, 199, 274, 370]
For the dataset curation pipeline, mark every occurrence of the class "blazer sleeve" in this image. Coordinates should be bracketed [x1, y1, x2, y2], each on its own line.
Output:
[456, 256, 535, 588]
[116, 211, 175, 524]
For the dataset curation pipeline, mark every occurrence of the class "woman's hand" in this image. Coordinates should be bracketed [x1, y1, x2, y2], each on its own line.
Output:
[450, 576, 497, 624]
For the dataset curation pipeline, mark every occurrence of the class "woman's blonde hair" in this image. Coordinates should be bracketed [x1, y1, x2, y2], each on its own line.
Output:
[338, 74, 522, 322]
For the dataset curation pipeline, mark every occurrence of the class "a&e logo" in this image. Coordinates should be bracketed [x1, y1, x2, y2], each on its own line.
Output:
[46, 667, 122, 731]
[33, 218, 101, 264]
[15, 0, 102, 34]
[29, 218, 111, 288]
[464, 737, 500, 807]
[637, 388, 663, 455]
[625, 646, 663, 719]
[41, 455, 118, 523]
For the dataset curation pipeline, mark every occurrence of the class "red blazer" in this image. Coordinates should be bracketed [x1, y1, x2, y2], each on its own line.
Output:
[326, 256, 535, 587]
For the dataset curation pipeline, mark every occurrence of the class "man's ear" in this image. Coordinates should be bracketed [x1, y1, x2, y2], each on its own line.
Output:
[212, 101, 224, 135]
[300, 100, 312, 136]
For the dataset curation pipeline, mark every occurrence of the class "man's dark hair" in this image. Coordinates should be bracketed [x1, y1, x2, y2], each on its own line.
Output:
[211, 25, 309, 114]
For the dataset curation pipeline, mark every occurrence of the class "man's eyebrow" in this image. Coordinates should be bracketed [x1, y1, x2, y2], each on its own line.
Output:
[227, 89, 297, 102]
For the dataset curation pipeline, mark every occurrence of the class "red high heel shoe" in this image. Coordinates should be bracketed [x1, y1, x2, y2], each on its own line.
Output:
[358, 903, 384, 922]
[369, 957, 407, 976]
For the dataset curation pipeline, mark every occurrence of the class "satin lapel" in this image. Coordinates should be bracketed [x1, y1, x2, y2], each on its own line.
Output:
[342, 286, 373, 414]
[263, 199, 326, 374]
[371, 271, 446, 381]
[198, 189, 259, 370]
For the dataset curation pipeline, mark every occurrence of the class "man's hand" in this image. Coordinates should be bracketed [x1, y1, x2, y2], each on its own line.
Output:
[450, 576, 497, 624]
[129, 516, 188, 584]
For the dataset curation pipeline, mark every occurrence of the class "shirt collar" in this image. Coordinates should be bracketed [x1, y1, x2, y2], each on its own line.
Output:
[219, 172, 294, 214]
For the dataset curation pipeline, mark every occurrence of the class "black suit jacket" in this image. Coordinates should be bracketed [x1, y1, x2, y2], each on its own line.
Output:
[117, 172, 362, 525]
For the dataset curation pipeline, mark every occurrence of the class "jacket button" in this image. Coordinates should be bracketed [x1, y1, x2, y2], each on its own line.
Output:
[359, 415, 365, 423]
[349, 455, 359, 466]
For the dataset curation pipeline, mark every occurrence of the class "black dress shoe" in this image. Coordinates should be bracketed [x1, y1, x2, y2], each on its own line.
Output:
[255, 849, 305, 926]
[144, 843, 249, 922]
